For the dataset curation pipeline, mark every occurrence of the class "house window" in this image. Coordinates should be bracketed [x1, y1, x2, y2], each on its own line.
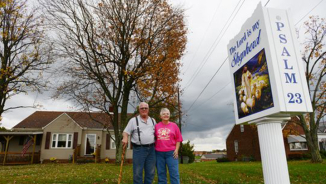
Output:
[111, 135, 116, 149]
[320, 139, 326, 151]
[51, 133, 73, 148]
[289, 142, 308, 150]
[234, 140, 239, 154]
[240, 125, 244, 132]
[110, 135, 130, 149]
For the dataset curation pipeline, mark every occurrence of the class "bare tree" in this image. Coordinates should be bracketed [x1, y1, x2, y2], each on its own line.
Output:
[41, 0, 186, 163]
[0, 0, 53, 121]
[298, 16, 326, 163]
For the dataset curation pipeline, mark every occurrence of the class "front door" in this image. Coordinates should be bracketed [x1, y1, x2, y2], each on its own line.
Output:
[85, 134, 96, 155]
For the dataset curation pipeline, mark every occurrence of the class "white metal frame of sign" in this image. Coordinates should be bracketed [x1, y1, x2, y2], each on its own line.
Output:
[227, 3, 313, 184]
[227, 3, 312, 125]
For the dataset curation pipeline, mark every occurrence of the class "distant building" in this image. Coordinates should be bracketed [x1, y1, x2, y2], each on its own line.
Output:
[194, 151, 207, 156]
[201, 153, 226, 161]
[226, 124, 260, 161]
[318, 122, 326, 151]
[225, 117, 326, 161]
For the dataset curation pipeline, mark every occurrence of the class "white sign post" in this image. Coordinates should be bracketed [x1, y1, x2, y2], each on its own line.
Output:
[227, 3, 312, 184]
[251, 117, 291, 184]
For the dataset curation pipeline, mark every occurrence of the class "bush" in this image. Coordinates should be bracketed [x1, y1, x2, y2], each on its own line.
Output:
[302, 153, 311, 159]
[216, 158, 230, 162]
[180, 141, 195, 164]
[239, 155, 256, 162]
[288, 153, 311, 160]
[320, 151, 326, 159]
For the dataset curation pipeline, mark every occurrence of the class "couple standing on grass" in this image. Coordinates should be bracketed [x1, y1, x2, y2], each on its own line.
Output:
[122, 102, 183, 184]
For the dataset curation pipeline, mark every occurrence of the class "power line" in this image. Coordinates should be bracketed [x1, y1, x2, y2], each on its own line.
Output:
[183, 0, 246, 90]
[295, 0, 324, 26]
[184, 0, 247, 112]
[185, 0, 319, 113]
[185, 57, 228, 112]
[264, 0, 271, 7]
[182, 0, 223, 74]
[188, 0, 269, 112]
[189, 82, 231, 113]
[184, 0, 270, 92]
[183, 0, 244, 89]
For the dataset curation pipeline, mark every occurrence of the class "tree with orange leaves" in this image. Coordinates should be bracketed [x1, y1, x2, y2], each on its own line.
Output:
[0, 0, 53, 122]
[298, 16, 326, 163]
[41, 0, 186, 163]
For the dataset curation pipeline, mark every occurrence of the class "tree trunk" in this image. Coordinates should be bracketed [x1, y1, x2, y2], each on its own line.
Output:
[310, 148, 323, 163]
[115, 85, 132, 164]
[115, 141, 122, 164]
[299, 115, 323, 163]
[308, 115, 323, 163]
[306, 135, 322, 163]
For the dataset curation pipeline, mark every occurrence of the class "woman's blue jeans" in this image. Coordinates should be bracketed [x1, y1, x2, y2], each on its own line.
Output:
[133, 145, 156, 184]
[156, 150, 180, 184]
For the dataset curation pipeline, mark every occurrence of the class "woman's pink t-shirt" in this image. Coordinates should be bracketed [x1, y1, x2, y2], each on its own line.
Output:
[154, 122, 183, 152]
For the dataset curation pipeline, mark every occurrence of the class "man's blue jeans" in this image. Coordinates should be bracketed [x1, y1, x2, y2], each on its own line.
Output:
[156, 150, 180, 184]
[133, 145, 156, 184]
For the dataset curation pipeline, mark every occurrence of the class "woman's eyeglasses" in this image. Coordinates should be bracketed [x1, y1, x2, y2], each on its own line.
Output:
[140, 107, 148, 110]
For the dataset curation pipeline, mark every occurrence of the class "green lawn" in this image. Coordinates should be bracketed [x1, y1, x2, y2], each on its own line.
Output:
[0, 160, 325, 183]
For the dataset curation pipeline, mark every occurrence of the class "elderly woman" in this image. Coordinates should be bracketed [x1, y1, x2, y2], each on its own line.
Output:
[155, 108, 183, 184]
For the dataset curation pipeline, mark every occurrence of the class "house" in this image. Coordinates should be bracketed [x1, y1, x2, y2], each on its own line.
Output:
[0, 111, 133, 164]
[318, 123, 326, 151]
[201, 153, 226, 161]
[194, 151, 207, 156]
[226, 124, 261, 161]
[226, 117, 325, 161]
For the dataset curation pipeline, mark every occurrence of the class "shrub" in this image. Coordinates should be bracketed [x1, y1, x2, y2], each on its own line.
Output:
[288, 154, 302, 160]
[302, 153, 311, 159]
[239, 155, 256, 162]
[288, 153, 311, 160]
[180, 141, 195, 164]
[105, 158, 110, 163]
[216, 158, 230, 162]
[50, 157, 57, 163]
[320, 151, 326, 159]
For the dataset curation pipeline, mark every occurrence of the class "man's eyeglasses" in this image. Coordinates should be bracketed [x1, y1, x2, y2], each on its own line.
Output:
[140, 107, 148, 110]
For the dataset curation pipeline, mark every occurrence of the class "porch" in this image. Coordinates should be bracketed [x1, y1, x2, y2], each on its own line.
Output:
[0, 132, 43, 165]
[0, 151, 41, 165]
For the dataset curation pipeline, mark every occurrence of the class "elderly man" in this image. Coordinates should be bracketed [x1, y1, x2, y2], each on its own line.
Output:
[122, 102, 156, 184]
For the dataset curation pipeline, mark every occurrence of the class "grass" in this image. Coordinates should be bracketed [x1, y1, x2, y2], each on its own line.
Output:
[0, 160, 325, 183]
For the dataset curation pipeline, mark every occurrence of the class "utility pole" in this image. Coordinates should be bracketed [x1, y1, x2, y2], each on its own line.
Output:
[178, 87, 183, 163]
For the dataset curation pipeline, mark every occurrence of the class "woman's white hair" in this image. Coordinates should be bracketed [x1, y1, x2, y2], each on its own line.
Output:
[160, 108, 170, 116]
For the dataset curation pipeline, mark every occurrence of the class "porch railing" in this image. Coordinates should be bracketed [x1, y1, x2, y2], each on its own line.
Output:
[73, 144, 102, 163]
[0, 151, 41, 165]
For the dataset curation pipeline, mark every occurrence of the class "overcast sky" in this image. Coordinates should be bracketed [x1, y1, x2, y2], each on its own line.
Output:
[2, 0, 326, 151]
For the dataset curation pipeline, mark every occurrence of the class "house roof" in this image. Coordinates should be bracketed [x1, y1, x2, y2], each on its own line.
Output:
[13, 111, 113, 129]
[202, 153, 226, 159]
[287, 135, 306, 143]
[0, 132, 43, 135]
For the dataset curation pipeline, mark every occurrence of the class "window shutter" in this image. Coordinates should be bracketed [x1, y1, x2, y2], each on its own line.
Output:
[73, 132, 78, 149]
[45, 132, 51, 149]
[106, 134, 110, 150]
